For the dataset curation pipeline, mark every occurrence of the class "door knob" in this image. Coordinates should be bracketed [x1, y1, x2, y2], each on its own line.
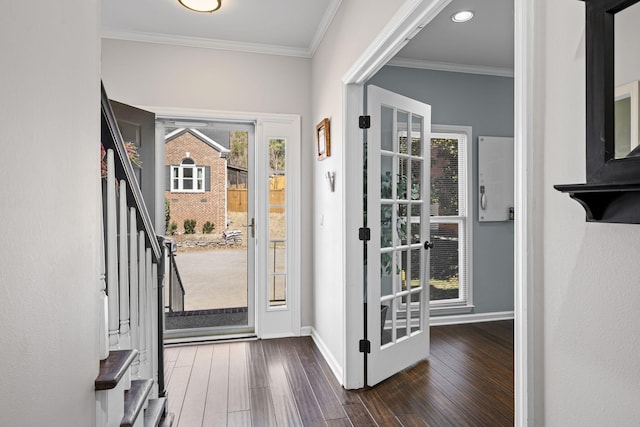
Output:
[242, 218, 255, 238]
[424, 240, 434, 250]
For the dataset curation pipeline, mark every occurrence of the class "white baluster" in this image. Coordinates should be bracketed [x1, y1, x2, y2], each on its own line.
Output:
[118, 180, 131, 349]
[138, 231, 148, 377]
[151, 262, 159, 394]
[144, 248, 153, 380]
[106, 150, 119, 349]
[98, 186, 109, 360]
[129, 208, 140, 378]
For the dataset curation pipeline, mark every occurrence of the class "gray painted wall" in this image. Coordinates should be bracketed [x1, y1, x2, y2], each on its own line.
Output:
[368, 66, 514, 314]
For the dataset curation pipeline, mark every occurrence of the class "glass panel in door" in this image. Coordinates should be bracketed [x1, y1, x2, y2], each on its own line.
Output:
[163, 121, 255, 338]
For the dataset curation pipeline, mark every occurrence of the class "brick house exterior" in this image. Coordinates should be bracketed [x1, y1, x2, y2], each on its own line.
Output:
[165, 128, 229, 234]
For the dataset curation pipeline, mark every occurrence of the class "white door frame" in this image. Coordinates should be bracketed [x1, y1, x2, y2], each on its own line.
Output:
[149, 106, 302, 340]
[341, 0, 534, 425]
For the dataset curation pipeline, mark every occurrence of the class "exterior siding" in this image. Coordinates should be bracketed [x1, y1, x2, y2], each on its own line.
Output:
[165, 131, 227, 234]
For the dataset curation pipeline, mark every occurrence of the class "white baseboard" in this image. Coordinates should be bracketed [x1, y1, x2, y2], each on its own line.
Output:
[300, 326, 313, 336]
[309, 327, 344, 386]
[259, 332, 296, 340]
[430, 310, 514, 326]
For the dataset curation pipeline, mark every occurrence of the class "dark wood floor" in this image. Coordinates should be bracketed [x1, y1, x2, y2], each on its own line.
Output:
[164, 321, 514, 426]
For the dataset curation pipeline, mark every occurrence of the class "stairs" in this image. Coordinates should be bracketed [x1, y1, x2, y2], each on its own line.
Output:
[143, 398, 166, 426]
[96, 350, 174, 427]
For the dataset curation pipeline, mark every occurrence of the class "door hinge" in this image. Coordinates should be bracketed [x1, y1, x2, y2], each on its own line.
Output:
[359, 339, 371, 353]
[358, 227, 370, 241]
[359, 115, 371, 129]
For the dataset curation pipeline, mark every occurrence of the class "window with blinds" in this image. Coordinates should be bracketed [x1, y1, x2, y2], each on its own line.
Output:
[430, 131, 471, 310]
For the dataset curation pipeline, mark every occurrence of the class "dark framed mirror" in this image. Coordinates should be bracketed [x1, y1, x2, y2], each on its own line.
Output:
[555, 0, 640, 223]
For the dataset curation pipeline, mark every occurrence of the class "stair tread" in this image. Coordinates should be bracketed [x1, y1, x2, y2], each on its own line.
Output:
[121, 379, 154, 427]
[95, 349, 139, 391]
[159, 413, 174, 427]
[143, 397, 166, 427]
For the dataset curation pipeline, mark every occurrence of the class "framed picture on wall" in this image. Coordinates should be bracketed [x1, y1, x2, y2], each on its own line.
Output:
[316, 118, 331, 160]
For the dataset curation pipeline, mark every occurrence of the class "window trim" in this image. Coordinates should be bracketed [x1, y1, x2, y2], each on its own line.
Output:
[170, 159, 205, 193]
[429, 125, 474, 315]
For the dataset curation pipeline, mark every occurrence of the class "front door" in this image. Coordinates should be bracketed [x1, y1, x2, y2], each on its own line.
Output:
[162, 120, 256, 339]
[366, 85, 432, 386]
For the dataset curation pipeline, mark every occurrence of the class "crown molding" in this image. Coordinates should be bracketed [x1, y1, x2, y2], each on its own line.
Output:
[102, 0, 344, 59]
[102, 28, 312, 58]
[308, 0, 342, 56]
[342, 0, 451, 84]
[387, 57, 514, 77]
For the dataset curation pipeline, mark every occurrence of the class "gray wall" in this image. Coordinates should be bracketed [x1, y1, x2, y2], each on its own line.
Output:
[368, 66, 514, 314]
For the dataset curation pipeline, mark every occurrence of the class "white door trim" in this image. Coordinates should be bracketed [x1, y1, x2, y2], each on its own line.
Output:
[513, 0, 535, 424]
[147, 106, 302, 340]
[342, 1, 534, 425]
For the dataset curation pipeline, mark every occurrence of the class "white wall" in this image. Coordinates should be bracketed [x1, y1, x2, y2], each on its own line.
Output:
[0, 1, 101, 426]
[101, 39, 314, 326]
[536, 0, 640, 424]
[310, 0, 405, 382]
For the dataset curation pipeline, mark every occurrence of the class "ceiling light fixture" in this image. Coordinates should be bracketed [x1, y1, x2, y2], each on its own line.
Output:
[451, 10, 474, 23]
[178, 0, 222, 13]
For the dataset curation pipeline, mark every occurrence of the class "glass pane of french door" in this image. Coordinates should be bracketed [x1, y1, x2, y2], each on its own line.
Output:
[379, 109, 426, 347]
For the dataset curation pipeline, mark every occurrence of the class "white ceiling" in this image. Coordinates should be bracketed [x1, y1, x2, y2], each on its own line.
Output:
[102, 0, 340, 57]
[394, 0, 514, 75]
[102, 0, 513, 73]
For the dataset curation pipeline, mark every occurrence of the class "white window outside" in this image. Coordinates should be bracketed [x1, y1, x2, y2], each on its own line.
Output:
[429, 126, 473, 314]
[171, 158, 205, 192]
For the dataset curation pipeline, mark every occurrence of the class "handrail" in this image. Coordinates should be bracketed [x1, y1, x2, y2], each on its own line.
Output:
[165, 240, 185, 313]
[100, 83, 161, 261]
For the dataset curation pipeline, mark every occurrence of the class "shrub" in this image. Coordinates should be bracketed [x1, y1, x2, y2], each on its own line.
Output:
[202, 221, 215, 234]
[167, 221, 177, 235]
[184, 219, 196, 234]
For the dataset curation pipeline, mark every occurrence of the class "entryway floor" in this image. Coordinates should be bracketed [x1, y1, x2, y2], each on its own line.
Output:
[164, 320, 514, 426]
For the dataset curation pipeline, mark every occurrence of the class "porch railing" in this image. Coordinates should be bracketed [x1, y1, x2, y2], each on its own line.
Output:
[165, 240, 185, 313]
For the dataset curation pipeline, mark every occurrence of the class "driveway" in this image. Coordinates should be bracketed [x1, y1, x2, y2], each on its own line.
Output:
[173, 248, 247, 311]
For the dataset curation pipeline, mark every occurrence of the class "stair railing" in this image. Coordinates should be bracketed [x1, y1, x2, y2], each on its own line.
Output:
[97, 83, 168, 426]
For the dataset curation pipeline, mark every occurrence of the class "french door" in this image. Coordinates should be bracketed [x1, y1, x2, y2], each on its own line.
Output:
[366, 85, 432, 386]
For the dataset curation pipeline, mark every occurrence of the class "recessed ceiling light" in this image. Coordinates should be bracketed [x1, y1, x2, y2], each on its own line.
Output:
[451, 10, 474, 23]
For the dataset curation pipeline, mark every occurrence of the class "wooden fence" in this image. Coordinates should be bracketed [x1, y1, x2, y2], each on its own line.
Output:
[228, 188, 285, 212]
[228, 176, 285, 213]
